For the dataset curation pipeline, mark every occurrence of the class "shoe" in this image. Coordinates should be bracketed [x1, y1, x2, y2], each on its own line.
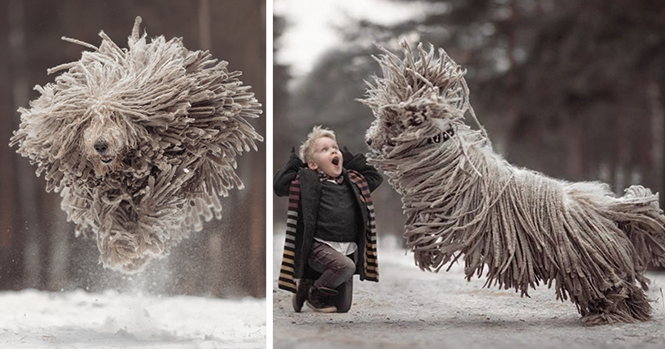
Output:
[292, 279, 312, 313]
[306, 286, 338, 313]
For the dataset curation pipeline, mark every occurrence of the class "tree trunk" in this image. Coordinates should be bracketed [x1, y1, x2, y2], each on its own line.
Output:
[648, 81, 665, 205]
[8, 0, 44, 290]
[198, 0, 211, 50]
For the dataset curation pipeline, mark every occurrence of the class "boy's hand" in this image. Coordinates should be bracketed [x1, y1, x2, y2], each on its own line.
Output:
[342, 146, 354, 166]
[285, 147, 305, 171]
[274, 147, 305, 197]
[340, 147, 383, 192]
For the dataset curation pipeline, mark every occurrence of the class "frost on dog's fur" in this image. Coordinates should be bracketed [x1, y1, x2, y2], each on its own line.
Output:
[10, 17, 263, 273]
[361, 42, 665, 325]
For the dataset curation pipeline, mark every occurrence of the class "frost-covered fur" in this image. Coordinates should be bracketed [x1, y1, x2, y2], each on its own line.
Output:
[361, 42, 665, 325]
[10, 17, 263, 273]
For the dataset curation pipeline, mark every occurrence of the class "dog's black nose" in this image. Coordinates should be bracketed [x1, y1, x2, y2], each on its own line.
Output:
[94, 142, 108, 154]
[366, 138, 372, 146]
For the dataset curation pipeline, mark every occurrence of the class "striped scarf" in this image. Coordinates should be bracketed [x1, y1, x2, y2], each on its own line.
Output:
[278, 170, 379, 293]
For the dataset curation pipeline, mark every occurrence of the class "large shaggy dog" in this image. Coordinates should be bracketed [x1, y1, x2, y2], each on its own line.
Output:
[361, 42, 665, 325]
[10, 17, 263, 273]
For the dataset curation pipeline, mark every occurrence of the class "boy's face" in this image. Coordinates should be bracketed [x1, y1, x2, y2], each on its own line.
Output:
[307, 136, 343, 177]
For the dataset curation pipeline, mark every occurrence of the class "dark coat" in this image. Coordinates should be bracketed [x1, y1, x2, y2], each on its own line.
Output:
[274, 150, 382, 280]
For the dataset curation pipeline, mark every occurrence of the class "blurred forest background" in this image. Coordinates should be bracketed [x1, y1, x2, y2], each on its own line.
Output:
[273, 0, 665, 241]
[0, 0, 266, 298]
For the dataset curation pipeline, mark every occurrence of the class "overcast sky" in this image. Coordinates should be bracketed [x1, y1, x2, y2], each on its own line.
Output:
[274, 0, 440, 79]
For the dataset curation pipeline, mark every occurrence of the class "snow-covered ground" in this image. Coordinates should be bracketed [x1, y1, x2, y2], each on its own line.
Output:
[273, 230, 665, 349]
[0, 289, 265, 348]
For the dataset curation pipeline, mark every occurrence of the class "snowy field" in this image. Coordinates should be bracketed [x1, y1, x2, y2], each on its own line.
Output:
[273, 231, 665, 349]
[0, 289, 265, 348]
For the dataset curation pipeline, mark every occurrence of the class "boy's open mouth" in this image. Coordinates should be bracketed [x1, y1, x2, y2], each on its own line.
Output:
[332, 156, 340, 166]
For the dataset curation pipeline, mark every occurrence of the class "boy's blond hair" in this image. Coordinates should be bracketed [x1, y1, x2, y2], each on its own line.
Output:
[299, 126, 337, 163]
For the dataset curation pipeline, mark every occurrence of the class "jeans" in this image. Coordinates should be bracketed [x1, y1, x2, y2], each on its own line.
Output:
[308, 241, 355, 312]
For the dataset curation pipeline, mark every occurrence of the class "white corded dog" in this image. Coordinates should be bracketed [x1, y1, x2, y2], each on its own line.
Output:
[361, 42, 665, 325]
[11, 17, 263, 273]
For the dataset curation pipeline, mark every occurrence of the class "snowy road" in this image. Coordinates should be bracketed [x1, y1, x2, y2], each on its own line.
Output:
[0, 289, 265, 348]
[273, 232, 665, 349]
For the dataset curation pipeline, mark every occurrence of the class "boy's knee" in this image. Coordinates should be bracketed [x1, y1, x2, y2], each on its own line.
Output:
[336, 303, 351, 313]
[335, 282, 353, 313]
[338, 258, 356, 277]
